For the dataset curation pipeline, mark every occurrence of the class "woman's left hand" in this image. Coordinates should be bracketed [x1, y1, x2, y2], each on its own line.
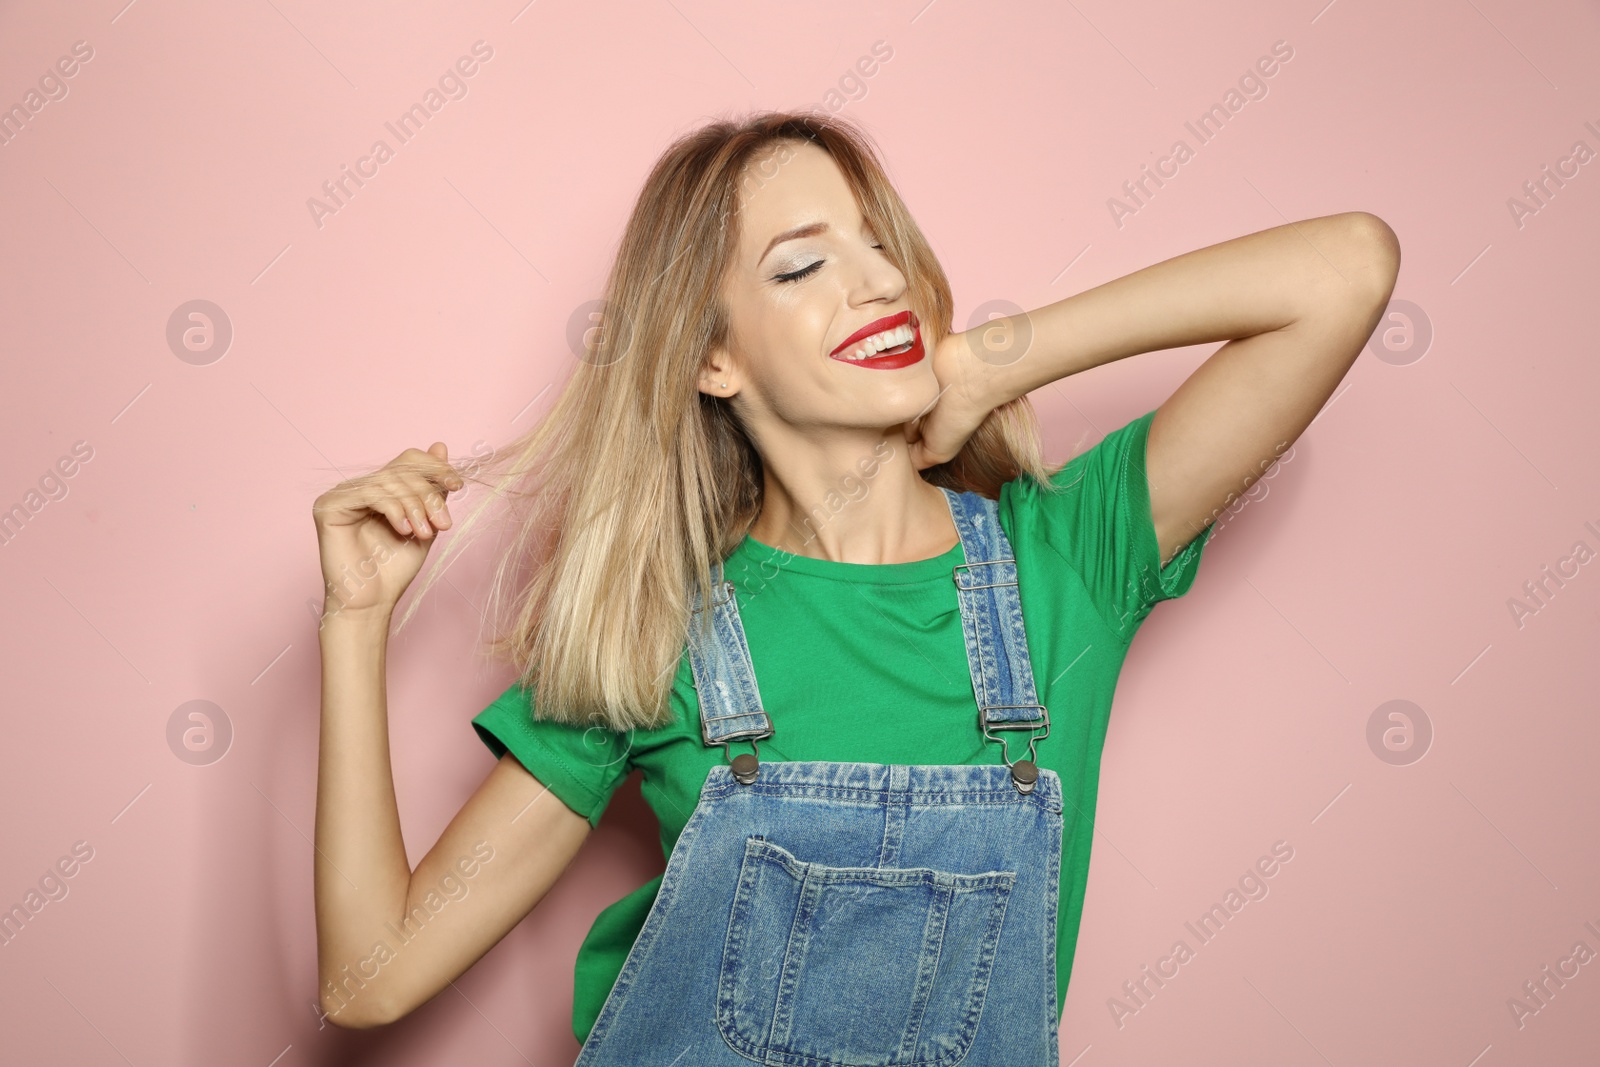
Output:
[905, 329, 1009, 470]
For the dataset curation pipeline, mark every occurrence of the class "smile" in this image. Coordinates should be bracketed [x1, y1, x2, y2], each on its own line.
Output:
[829, 309, 924, 370]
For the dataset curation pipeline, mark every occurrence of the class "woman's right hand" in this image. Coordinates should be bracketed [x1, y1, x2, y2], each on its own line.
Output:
[311, 442, 464, 622]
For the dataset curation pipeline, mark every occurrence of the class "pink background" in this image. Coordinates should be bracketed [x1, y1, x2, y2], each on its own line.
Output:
[2, 0, 1597, 1063]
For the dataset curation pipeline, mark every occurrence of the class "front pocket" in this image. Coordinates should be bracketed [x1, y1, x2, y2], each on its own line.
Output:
[716, 836, 1016, 1067]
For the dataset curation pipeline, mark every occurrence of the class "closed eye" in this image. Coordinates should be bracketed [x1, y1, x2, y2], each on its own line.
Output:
[773, 244, 885, 284]
[775, 260, 823, 283]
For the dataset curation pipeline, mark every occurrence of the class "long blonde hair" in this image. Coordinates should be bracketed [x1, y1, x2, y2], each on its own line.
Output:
[398, 110, 1060, 732]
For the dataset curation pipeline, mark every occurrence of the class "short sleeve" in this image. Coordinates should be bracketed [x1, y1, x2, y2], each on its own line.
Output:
[1004, 408, 1211, 639]
[471, 682, 631, 829]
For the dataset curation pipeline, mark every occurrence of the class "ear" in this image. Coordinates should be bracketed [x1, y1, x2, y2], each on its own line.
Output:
[697, 343, 739, 398]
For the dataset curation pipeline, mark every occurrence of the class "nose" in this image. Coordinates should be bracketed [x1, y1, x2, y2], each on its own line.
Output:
[848, 240, 906, 307]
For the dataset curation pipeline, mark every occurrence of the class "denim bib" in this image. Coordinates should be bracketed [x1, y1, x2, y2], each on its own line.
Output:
[574, 487, 1065, 1067]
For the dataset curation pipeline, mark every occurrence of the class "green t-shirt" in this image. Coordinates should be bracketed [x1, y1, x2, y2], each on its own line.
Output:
[472, 407, 1211, 1046]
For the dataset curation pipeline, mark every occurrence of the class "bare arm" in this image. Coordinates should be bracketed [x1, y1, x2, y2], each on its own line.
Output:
[314, 612, 590, 1028]
[310, 443, 592, 1028]
[911, 211, 1401, 562]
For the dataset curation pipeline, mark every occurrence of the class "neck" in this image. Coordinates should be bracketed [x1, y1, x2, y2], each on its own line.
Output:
[746, 427, 958, 565]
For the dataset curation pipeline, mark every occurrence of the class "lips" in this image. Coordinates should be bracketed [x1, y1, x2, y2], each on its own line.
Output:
[829, 309, 924, 370]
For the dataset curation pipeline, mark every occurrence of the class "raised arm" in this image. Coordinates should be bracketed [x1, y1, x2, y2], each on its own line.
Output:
[913, 211, 1401, 562]
[311, 444, 592, 1027]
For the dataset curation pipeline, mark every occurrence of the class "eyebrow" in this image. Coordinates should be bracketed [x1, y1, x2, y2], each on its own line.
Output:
[759, 221, 830, 264]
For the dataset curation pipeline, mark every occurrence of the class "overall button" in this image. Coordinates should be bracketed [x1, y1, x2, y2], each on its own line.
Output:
[1010, 759, 1039, 794]
[730, 752, 759, 784]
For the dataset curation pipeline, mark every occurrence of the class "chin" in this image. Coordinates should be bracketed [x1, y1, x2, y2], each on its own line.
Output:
[877, 392, 941, 430]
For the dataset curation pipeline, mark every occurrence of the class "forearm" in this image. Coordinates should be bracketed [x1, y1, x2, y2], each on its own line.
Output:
[975, 211, 1397, 407]
[314, 611, 413, 1020]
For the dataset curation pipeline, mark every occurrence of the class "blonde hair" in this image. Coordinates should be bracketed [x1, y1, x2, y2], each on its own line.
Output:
[398, 109, 1061, 732]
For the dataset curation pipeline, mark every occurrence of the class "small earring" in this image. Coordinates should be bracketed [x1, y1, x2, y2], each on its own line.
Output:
[718, 382, 727, 389]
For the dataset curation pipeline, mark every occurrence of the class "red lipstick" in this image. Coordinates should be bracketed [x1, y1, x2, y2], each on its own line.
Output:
[829, 310, 924, 370]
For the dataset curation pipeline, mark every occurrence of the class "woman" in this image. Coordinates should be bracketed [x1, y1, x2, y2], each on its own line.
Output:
[311, 111, 1399, 1062]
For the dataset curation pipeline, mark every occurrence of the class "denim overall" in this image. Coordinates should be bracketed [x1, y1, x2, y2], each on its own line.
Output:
[574, 487, 1064, 1067]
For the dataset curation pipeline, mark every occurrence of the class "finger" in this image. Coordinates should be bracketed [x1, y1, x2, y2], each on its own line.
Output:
[350, 485, 415, 537]
[371, 495, 415, 537]
[397, 473, 454, 531]
[407, 447, 466, 494]
[314, 483, 411, 536]
[388, 454, 464, 505]
[375, 477, 435, 539]
[422, 442, 466, 492]
[910, 440, 946, 473]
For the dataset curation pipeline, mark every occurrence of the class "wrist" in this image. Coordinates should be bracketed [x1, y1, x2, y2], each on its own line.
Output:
[317, 605, 394, 640]
[946, 328, 1023, 413]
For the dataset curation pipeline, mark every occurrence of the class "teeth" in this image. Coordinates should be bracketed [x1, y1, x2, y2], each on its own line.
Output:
[840, 323, 914, 361]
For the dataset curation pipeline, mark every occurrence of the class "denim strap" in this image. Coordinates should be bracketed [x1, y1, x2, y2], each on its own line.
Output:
[685, 570, 772, 748]
[941, 487, 1048, 729]
[686, 487, 1047, 748]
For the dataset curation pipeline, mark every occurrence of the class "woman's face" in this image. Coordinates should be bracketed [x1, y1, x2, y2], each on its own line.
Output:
[704, 140, 939, 438]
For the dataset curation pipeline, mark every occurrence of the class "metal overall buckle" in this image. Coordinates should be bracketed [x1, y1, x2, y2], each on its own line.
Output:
[981, 705, 1051, 794]
[718, 731, 770, 785]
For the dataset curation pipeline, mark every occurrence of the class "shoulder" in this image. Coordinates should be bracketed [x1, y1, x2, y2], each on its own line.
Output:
[999, 410, 1154, 528]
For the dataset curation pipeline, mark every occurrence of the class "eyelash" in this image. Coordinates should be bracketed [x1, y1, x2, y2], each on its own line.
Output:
[775, 262, 822, 284]
[774, 243, 884, 284]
